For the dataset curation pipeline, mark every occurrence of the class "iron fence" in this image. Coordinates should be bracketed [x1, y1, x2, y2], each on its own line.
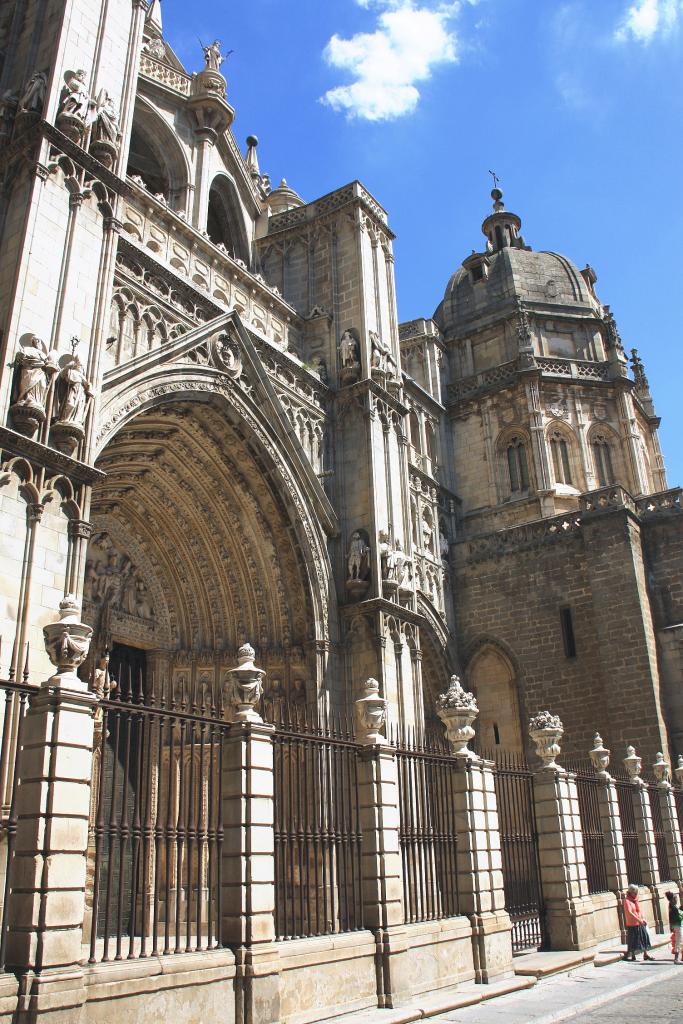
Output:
[87, 668, 225, 962]
[266, 704, 364, 941]
[648, 787, 672, 883]
[564, 760, 609, 895]
[674, 787, 683, 841]
[488, 750, 545, 954]
[394, 728, 460, 924]
[613, 776, 642, 886]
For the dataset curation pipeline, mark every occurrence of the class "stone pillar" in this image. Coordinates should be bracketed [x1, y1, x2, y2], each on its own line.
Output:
[528, 712, 596, 950]
[5, 597, 95, 1020]
[355, 679, 411, 1008]
[436, 675, 513, 981]
[222, 644, 280, 1024]
[652, 752, 683, 885]
[589, 735, 629, 895]
[623, 745, 664, 932]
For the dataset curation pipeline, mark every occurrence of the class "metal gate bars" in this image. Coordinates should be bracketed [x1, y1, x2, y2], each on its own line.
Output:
[490, 750, 545, 953]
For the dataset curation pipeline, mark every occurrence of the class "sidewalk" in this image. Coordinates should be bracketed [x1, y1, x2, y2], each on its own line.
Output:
[331, 935, 678, 1024]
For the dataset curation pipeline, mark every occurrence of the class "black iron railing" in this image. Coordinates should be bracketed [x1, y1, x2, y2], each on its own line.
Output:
[564, 760, 609, 895]
[88, 669, 226, 962]
[648, 787, 672, 883]
[613, 776, 642, 886]
[267, 704, 364, 941]
[394, 728, 460, 924]
[488, 750, 545, 954]
[674, 787, 683, 840]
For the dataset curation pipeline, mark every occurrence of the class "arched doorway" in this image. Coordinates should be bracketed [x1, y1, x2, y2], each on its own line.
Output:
[466, 644, 523, 753]
[85, 396, 320, 705]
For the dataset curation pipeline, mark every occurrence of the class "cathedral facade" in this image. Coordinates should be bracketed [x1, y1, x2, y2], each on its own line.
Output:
[0, 2, 681, 1021]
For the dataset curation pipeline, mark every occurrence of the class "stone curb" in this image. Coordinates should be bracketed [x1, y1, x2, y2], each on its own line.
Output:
[525, 962, 676, 1024]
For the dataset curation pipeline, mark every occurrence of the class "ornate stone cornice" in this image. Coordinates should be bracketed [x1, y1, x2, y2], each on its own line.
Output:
[0, 426, 105, 485]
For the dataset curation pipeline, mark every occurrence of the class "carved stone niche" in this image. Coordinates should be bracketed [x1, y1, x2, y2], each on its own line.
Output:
[346, 528, 371, 602]
[83, 532, 156, 638]
[338, 328, 361, 386]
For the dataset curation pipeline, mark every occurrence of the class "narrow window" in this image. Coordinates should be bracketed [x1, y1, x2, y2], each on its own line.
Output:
[560, 607, 577, 658]
[493, 722, 501, 745]
[592, 437, 614, 487]
[550, 435, 573, 485]
[507, 437, 529, 494]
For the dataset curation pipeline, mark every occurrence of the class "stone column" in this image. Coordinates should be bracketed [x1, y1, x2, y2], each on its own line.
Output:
[5, 597, 95, 1019]
[622, 745, 664, 932]
[437, 676, 513, 981]
[589, 735, 629, 895]
[528, 712, 596, 950]
[222, 644, 280, 1024]
[355, 679, 411, 1008]
[652, 752, 683, 885]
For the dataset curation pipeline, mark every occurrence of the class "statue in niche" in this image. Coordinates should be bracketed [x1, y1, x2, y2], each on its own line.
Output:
[18, 70, 47, 115]
[90, 89, 121, 168]
[421, 514, 433, 554]
[59, 69, 91, 121]
[83, 534, 156, 630]
[392, 540, 411, 589]
[51, 352, 93, 453]
[290, 678, 307, 707]
[347, 531, 370, 581]
[369, 331, 397, 379]
[339, 329, 359, 368]
[439, 529, 449, 563]
[10, 336, 58, 437]
[310, 355, 328, 384]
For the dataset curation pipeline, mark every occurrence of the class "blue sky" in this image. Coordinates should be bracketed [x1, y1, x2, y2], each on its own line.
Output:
[160, 0, 682, 486]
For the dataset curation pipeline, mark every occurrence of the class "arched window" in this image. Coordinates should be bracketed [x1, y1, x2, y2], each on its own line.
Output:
[549, 432, 573, 486]
[408, 411, 421, 452]
[592, 435, 614, 487]
[126, 99, 190, 211]
[425, 421, 437, 465]
[506, 436, 529, 494]
[467, 645, 524, 754]
[206, 175, 250, 265]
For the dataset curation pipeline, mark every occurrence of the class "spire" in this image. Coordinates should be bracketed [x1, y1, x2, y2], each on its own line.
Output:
[481, 182, 527, 253]
[245, 135, 260, 177]
[146, 0, 162, 33]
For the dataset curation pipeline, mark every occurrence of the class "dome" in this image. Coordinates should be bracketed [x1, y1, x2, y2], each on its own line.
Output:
[267, 178, 304, 215]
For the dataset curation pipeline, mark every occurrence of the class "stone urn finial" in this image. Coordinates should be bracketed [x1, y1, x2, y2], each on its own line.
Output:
[653, 751, 671, 789]
[529, 711, 564, 771]
[42, 594, 93, 690]
[589, 733, 611, 780]
[623, 745, 643, 784]
[355, 677, 388, 745]
[226, 642, 265, 723]
[436, 675, 479, 758]
[675, 755, 683, 789]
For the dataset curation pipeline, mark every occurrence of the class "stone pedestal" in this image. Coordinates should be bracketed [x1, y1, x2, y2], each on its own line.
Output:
[532, 768, 597, 950]
[5, 598, 96, 1021]
[221, 721, 280, 1024]
[357, 745, 411, 1008]
[453, 758, 513, 981]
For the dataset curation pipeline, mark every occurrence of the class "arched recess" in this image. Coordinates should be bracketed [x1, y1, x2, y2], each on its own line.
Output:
[127, 97, 191, 210]
[91, 371, 336, 702]
[206, 173, 250, 265]
[465, 642, 524, 753]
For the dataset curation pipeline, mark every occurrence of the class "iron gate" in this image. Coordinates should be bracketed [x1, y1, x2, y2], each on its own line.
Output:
[491, 751, 545, 953]
[568, 763, 609, 894]
[614, 776, 642, 886]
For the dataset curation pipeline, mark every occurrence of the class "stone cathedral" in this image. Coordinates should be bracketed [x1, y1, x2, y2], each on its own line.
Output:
[0, 0, 681, 770]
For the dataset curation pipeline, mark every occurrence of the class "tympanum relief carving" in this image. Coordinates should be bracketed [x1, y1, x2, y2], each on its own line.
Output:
[84, 532, 156, 647]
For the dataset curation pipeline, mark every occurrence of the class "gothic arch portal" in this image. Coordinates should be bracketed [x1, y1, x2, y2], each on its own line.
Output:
[207, 173, 251, 266]
[465, 642, 524, 753]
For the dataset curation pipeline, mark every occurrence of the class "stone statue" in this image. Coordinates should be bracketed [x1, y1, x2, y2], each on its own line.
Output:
[60, 69, 91, 120]
[92, 89, 120, 144]
[392, 540, 411, 588]
[439, 530, 449, 562]
[18, 71, 47, 114]
[369, 331, 397, 378]
[12, 336, 57, 414]
[347, 531, 369, 581]
[53, 353, 93, 428]
[290, 678, 307, 706]
[339, 329, 359, 368]
[143, 36, 166, 60]
[202, 40, 225, 71]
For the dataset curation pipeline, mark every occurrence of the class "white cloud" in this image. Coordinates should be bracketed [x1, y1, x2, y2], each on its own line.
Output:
[615, 0, 682, 43]
[321, 1, 475, 122]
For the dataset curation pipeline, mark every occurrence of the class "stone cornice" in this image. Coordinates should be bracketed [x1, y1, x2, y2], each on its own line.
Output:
[0, 426, 105, 484]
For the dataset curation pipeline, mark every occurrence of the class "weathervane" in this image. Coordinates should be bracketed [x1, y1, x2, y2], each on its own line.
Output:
[489, 170, 500, 190]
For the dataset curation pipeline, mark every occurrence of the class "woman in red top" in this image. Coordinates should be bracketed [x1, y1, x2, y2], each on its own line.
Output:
[623, 884, 654, 961]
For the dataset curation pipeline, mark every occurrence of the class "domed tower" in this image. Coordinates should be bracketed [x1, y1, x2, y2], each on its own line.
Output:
[436, 188, 667, 534]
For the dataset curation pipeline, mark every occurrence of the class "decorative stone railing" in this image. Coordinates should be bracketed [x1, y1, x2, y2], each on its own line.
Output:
[399, 318, 440, 341]
[579, 485, 637, 515]
[139, 53, 192, 96]
[536, 357, 610, 381]
[449, 355, 611, 406]
[635, 488, 682, 516]
[265, 181, 390, 236]
[464, 512, 583, 563]
[120, 181, 302, 354]
[449, 359, 517, 403]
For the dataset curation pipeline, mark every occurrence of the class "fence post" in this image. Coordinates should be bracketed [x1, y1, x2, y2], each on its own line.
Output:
[222, 645, 280, 1024]
[528, 712, 596, 950]
[652, 753, 683, 885]
[589, 735, 629, 896]
[437, 677, 513, 981]
[4, 597, 96, 1019]
[355, 679, 411, 1008]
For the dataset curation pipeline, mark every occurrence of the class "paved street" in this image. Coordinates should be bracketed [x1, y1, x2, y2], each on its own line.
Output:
[428, 956, 682, 1024]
